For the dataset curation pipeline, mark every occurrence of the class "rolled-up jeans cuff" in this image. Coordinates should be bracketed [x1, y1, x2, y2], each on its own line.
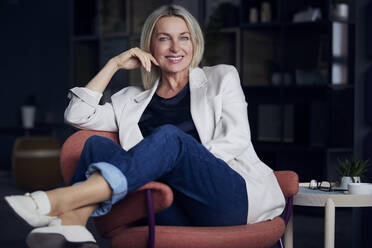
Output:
[85, 162, 128, 217]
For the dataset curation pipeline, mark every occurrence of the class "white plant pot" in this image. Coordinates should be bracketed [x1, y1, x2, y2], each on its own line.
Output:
[339, 176, 361, 190]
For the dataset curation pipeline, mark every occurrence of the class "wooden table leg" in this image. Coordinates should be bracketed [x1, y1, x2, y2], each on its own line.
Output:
[324, 198, 335, 248]
[284, 214, 293, 248]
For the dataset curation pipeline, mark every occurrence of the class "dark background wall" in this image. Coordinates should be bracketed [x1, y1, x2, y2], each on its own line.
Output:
[0, 0, 72, 170]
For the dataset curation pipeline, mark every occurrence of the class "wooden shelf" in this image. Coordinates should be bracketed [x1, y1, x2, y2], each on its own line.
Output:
[254, 142, 353, 152]
[242, 84, 354, 91]
[241, 20, 328, 29]
[254, 143, 328, 152]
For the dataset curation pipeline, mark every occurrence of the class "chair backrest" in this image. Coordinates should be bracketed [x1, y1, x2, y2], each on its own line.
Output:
[60, 130, 119, 184]
[274, 171, 299, 198]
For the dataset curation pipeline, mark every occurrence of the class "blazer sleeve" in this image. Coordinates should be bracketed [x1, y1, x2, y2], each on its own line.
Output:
[203, 66, 252, 162]
[64, 87, 118, 132]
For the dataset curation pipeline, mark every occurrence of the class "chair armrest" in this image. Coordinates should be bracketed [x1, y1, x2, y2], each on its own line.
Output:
[274, 171, 299, 198]
[94, 181, 173, 238]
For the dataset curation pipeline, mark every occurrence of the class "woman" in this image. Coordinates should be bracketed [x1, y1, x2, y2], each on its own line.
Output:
[5, 5, 285, 247]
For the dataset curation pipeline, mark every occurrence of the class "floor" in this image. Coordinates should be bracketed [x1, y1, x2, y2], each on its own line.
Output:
[0, 170, 355, 248]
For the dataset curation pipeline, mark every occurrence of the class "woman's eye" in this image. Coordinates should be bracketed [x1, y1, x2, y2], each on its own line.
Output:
[181, 36, 189, 40]
[159, 37, 169, 41]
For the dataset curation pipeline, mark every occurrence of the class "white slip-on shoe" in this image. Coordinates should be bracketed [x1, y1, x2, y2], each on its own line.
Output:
[4, 191, 59, 227]
[26, 222, 98, 248]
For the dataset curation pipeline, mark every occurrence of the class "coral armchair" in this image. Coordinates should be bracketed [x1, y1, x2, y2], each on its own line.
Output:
[60, 130, 298, 248]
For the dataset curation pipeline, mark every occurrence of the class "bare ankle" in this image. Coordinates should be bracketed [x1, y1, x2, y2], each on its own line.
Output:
[59, 210, 86, 226]
[46, 189, 68, 217]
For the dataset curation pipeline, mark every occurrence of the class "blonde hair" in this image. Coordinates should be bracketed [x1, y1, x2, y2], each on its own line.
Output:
[140, 4, 205, 90]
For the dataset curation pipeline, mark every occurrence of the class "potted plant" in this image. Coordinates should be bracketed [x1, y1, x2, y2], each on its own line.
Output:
[336, 157, 369, 189]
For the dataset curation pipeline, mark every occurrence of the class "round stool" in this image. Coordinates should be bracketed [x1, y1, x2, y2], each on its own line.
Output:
[12, 136, 62, 190]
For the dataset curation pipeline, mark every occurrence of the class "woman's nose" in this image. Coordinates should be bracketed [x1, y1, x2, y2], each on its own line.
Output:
[170, 41, 180, 53]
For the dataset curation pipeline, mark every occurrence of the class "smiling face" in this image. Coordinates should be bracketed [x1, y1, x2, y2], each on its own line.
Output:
[151, 16, 193, 78]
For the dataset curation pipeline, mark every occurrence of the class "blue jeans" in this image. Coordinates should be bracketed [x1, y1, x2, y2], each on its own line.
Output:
[71, 124, 248, 226]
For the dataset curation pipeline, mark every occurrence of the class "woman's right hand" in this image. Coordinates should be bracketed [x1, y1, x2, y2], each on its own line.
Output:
[85, 48, 159, 93]
[113, 47, 159, 72]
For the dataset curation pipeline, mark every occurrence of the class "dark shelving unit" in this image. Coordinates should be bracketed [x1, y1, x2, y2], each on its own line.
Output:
[236, 0, 355, 181]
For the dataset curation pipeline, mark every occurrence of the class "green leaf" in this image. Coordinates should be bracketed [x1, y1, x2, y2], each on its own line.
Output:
[336, 157, 370, 179]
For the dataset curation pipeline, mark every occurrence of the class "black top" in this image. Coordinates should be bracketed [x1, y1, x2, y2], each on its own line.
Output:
[138, 83, 201, 143]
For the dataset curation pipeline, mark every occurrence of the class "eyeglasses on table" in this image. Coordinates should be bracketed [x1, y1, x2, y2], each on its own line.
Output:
[308, 180, 346, 192]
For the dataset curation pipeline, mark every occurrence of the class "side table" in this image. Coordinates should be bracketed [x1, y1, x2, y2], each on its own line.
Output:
[284, 183, 372, 248]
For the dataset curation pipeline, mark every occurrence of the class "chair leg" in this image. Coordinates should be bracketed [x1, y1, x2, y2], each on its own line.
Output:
[278, 196, 294, 248]
[284, 197, 294, 225]
[277, 237, 285, 248]
[146, 189, 155, 248]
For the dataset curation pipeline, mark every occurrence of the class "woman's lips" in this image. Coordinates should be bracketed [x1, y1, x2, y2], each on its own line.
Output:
[165, 56, 184, 63]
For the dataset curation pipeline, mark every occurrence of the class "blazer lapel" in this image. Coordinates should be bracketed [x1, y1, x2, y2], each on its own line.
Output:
[133, 80, 159, 104]
[189, 67, 213, 144]
[120, 79, 159, 150]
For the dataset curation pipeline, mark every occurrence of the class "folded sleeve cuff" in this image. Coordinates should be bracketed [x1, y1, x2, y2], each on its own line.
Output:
[85, 162, 128, 217]
[68, 87, 102, 107]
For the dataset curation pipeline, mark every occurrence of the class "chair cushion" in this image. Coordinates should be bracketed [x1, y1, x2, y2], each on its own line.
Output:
[111, 216, 285, 248]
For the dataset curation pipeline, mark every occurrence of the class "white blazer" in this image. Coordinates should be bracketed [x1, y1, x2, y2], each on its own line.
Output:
[65, 64, 285, 224]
